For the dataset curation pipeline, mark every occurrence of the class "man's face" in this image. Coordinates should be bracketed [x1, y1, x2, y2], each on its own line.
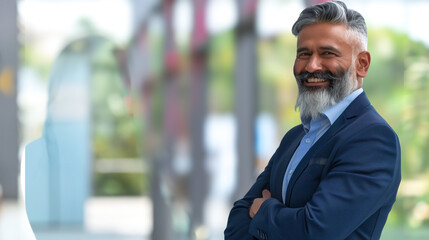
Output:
[293, 23, 360, 119]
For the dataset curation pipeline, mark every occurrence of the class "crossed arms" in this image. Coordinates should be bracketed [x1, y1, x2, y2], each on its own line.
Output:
[225, 124, 401, 240]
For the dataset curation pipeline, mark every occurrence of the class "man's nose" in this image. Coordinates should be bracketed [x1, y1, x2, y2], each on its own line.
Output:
[305, 55, 323, 73]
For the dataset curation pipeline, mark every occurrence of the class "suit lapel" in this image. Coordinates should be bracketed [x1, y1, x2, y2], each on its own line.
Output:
[284, 92, 372, 205]
[271, 127, 305, 200]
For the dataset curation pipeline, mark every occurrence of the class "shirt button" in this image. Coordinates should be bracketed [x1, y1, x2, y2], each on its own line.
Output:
[305, 138, 311, 143]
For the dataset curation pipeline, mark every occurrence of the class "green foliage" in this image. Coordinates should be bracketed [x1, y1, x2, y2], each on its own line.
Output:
[208, 31, 235, 112]
[93, 172, 148, 196]
[366, 28, 407, 96]
[91, 43, 142, 159]
[258, 34, 302, 130]
[90, 42, 146, 196]
[147, 34, 165, 76]
[365, 27, 429, 230]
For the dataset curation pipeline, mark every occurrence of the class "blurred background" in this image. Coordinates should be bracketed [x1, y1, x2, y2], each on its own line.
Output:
[0, 0, 429, 239]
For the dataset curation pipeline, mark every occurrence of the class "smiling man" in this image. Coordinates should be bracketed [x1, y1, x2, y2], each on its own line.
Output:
[225, 1, 401, 240]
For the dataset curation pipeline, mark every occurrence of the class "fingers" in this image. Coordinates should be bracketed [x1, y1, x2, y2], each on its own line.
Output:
[249, 205, 256, 218]
[249, 199, 261, 219]
[262, 189, 271, 199]
[249, 190, 272, 219]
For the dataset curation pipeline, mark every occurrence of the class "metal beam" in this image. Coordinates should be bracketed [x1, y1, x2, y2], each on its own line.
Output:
[0, 0, 19, 200]
[189, 0, 208, 237]
[233, 0, 259, 201]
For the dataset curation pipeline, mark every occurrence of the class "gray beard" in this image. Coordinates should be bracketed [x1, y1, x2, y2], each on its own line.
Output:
[295, 67, 356, 120]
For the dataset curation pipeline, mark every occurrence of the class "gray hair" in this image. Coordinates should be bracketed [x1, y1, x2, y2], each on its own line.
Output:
[292, 1, 368, 50]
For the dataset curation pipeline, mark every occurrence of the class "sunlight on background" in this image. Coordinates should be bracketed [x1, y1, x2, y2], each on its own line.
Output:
[0, 0, 428, 239]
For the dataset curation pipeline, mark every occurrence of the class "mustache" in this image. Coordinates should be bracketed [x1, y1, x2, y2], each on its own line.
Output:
[295, 71, 343, 83]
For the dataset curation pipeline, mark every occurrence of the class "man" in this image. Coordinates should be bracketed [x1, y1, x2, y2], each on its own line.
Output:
[224, 1, 401, 240]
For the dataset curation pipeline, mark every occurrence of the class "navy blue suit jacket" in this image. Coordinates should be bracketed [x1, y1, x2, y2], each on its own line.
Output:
[225, 92, 401, 240]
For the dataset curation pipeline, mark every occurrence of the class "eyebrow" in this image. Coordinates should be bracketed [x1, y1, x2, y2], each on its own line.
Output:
[320, 46, 341, 54]
[296, 46, 342, 54]
[297, 47, 309, 53]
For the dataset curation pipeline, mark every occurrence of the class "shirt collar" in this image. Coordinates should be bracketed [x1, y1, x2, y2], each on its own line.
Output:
[302, 88, 363, 131]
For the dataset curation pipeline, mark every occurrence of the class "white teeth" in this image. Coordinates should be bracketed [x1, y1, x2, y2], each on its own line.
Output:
[307, 77, 326, 83]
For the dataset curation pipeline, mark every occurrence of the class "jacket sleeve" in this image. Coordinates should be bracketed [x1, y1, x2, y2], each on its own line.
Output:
[248, 124, 401, 240]
[224, 149, 277, 240]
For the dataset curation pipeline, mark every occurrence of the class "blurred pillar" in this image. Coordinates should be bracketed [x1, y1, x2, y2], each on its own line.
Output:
[147, 1, 180, 240]
[233, 0, 259, 201]
[0, 0, 19, 200]
[189, 0, 208, 237]
[126, 1, 177, 239]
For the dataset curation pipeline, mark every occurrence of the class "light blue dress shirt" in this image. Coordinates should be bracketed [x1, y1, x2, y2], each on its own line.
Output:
[282, 88, 364, 203]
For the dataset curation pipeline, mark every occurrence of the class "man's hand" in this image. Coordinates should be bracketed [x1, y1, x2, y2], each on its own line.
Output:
[249, 189, 271, 219]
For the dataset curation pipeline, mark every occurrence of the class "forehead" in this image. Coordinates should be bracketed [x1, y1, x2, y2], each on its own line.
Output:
[297, 23, 354, 50]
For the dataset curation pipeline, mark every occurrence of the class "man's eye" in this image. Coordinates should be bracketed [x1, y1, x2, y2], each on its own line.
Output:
[323, 52, 335, 55]
[298, 52, 310, 57]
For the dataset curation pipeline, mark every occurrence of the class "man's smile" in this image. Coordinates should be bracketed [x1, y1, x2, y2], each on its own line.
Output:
[304, 77, 330, 87]
[307, 77, 326, 83]
[295, 70, 342, 89]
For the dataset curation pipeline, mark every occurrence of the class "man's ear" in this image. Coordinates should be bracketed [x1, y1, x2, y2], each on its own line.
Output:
[355, 51, 371, 78]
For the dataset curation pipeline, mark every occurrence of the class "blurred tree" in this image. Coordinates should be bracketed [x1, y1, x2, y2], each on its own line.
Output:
[208, 31, 235, 113]
[91, 42, 142, 159]
[91, 41, 145, 196]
